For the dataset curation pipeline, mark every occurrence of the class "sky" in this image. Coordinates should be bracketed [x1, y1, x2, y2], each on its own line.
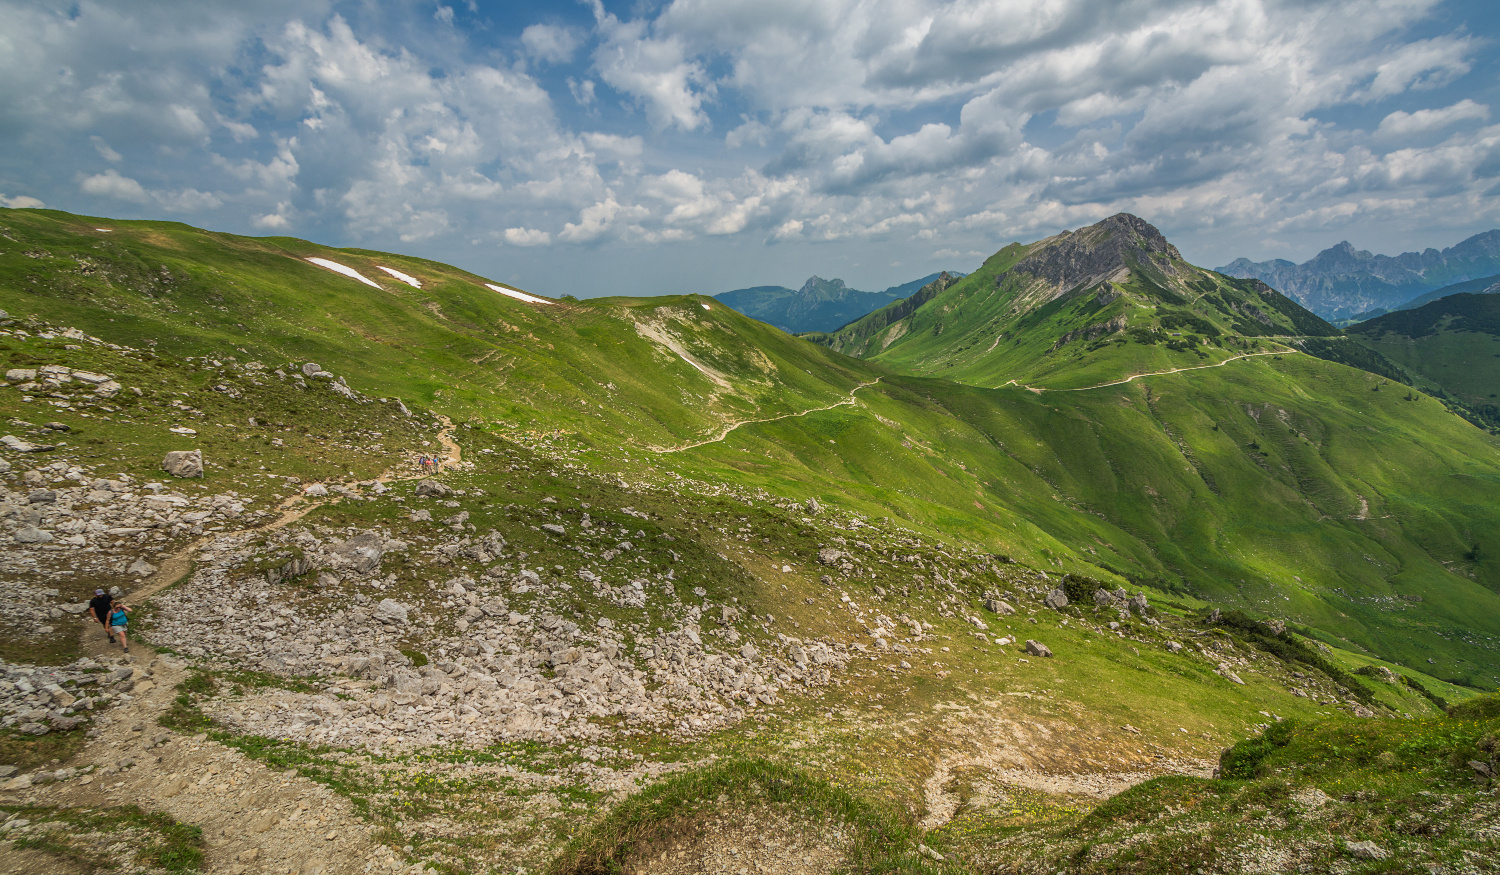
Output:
[1, 0, 1498, 298]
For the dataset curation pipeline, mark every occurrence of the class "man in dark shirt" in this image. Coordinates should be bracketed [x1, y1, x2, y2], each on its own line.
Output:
[87, 589, 114, 642]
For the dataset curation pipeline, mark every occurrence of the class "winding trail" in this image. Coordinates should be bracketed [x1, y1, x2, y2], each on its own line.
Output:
[1000, 348, 1295, 394]
[649, 377, 882, 454]
[27, 414, 469, 875]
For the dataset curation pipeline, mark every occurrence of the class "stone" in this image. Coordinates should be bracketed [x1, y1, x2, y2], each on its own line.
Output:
[162, 450, 204, 478]
[304, 483, 329, 497]
[128, 558, 156, 577]
[1166, 641, 1183, 653]
[27, 489, 57, 504]
[1353, 705, 1375, 718]
[1, 435, 54, 453]
[94, 381, 122, 398]
[804, 498, 821, 515]
[1127, 593, 1150, 615]
[1345, 841, 1388, 861]
[1043, 587, 1069, 610]
[1024, 639, 1053, 658]
[1093, 588, 1119, 607]
[817, 548, 845, 565]
[6, 368, 37, 382]
[333, 532, 384, 573]
[302, 362, 323, 377]
[373, 599, 410, 625]
[983, 598, 1014, 615]
[541, 524, 565, 536]
[14, 526, 53, 543]
[414, 479, 450, 498]
[1265, 618, 1286, 635]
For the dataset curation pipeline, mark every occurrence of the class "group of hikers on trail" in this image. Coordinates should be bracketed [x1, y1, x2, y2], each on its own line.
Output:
[417, 454, 440, 472]
[87, 588, 131, 653]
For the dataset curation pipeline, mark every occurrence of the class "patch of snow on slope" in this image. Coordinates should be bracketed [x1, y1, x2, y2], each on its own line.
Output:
[485, 283, 552, 305]
[377, 266, 421, 288]
[305, 257, 382, 289]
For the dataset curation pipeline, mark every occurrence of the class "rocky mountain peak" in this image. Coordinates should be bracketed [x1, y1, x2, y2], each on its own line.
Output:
[1014, 212, 1183, 289]
[797, 276, 850, 300]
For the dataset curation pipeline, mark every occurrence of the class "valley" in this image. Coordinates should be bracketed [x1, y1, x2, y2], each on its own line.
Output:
[0, 208, 1498, 875]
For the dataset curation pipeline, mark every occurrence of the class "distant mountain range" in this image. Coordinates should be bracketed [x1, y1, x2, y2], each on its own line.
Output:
[713, 272, 955, 334]
[1217, 231, 1500, 321]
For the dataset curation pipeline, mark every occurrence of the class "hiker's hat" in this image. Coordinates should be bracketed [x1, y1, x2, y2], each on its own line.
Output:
[95, 589, 106, 595]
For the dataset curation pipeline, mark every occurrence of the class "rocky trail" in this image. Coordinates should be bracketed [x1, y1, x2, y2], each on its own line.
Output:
[0, 419, 469, 875]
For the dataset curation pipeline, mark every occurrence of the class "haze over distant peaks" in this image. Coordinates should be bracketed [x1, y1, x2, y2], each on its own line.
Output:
[713, 271, 954, 334]
[1217, 230, 1500, 321]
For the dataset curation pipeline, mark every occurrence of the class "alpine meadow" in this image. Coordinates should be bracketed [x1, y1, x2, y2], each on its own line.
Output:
[3, 2, 1500, 874]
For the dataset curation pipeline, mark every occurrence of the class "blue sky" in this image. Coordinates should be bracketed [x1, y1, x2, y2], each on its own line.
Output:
[2, 0, 1497, 298]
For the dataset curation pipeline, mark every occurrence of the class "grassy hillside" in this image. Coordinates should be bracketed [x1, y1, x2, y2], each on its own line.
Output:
[1349, 292, 1500, 431]
[812, 214, 1341, 391]
[4, 207, 1500, 688]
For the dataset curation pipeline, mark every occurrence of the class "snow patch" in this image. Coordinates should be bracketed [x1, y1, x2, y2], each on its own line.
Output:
[485, 283, 552, 305]
[700, 303, 711, 310]
[377, 266, 421, 288]
[305, 257, 382, 290]
[95, 228, 112, 232]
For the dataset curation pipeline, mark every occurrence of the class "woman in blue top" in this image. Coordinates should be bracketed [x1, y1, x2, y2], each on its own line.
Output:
[107, 602, 131, 653]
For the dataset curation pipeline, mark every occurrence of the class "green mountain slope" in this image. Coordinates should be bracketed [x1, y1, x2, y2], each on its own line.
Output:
[4, 207, 1500, 686]
[1349, 293, 1500, 426]
[812, 214, 1342, 391]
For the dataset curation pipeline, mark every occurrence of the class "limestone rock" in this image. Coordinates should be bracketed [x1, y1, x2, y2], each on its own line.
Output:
[127, 558, 156, 578]
[162, 450, 204, 478]
[14, 526, 53, 543]
[332, 532, 384, 574]
[373, 599, 410, 625]
[541, 523, 565, 536]
[301, 362, 323, 377]
[1025, 639, 1053, 658]
[414, 479, 450, 498]
[817, 548, 846, 565]
[983, 597, 1014, 615]
[304, 483, 329, 497]
[1345, 841, 1388, 861]
[1043, 587, 1069, 609]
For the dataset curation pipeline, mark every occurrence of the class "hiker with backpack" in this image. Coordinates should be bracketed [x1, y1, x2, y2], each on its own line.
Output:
[87, 588, 114, 642]
[107, 602, 131, 653]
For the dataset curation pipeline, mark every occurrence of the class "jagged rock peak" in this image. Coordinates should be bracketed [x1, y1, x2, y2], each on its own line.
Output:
[1015, 213, 1182, 289]
[797, 275, 849, 297]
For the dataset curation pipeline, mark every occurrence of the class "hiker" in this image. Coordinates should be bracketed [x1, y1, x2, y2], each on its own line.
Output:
[107, 602, 131, 653]
[87, 588, 114, 642]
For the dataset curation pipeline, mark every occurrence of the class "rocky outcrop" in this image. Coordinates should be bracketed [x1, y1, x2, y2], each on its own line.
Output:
[162, 450, 204, 478]
[1015, 213, 1182, 290]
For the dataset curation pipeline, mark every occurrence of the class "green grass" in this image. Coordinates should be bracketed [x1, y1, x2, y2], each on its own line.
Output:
[2, 804, 204, 874]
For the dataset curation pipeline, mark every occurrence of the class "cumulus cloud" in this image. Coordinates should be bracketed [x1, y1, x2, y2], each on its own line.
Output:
[0, 193, 44, 209]
[504, 227, 552, 246]
[522, 23, 582, 64]
[79, 170, 150, 203]
[1378, 100, 1489, 138]
[1, 0, 1496, 294]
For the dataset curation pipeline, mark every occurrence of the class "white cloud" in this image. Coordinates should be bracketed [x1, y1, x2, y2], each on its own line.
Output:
[79, 170, 149, 203]
[504, 227, 552, 246]
[589, 1, 714, 131]
[0, 193, 44, 209]
[522, 24, 582, 64]
[1378, 100, 1489, 138]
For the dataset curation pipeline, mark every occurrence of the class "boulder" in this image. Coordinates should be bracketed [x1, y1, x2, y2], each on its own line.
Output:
[817, 548, 846, 565]
[14, 526, 53, 543]
[1043, 587, 1069, 609]
[2, 435, 54, 453]
[161, 450, 203, 478]
[983, 598, 1015, 615]
[804, 498, 821, 515]
[414, 479, 450, 498]
[541, 523, 565, 536]
[6, 368, 37, 382]
[1024, 639, 1053, 658]
[373, 599, 410, 625]
[301, 362, 323, 377]
[28, 489, 57, 504]
[333, 532, 384, 574]
[127, 558, 156, 577]
[1093, 588, 1119, 607]
[95, 381, 122, 398]
[1127, 593, 1150, 615]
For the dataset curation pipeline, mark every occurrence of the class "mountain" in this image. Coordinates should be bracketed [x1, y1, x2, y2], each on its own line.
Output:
[1391, 273, 1500, 312]
[1349, 292, 1500, 428]
[713, 272, 951, 333]
[1217, 231, 1500, 320]
[813, 212, 1344, 390]
[3, 206, 1500, 875]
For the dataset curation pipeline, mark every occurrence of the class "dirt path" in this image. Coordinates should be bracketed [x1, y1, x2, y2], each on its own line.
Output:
[1000, 348, 1295, 394]
[10, 418, 467, 874]
[650, 378, 882, 454]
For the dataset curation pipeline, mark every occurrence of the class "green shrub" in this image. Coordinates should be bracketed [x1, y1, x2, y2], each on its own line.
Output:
[1219, 719, 1299, 779]
[1448, 693, 1500, 721]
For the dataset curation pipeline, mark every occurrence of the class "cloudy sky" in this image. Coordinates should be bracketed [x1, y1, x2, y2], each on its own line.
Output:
[2, 0, 1497, 298]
